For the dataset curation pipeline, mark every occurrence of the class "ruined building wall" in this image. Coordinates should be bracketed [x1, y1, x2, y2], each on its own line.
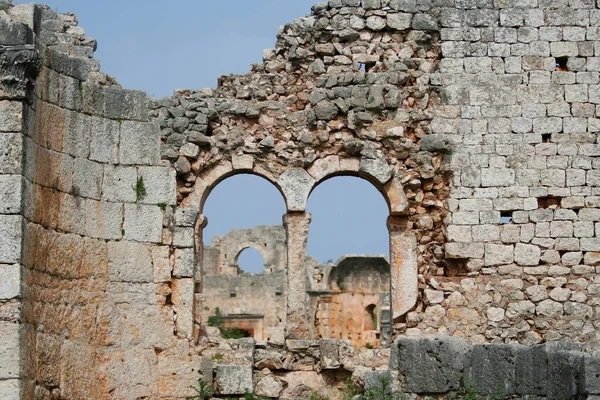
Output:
[2, 0, 600, 398]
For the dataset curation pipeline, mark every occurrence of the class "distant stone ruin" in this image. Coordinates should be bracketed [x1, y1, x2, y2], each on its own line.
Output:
[201, 225, 391, 347]
[2, 0, 600, 398]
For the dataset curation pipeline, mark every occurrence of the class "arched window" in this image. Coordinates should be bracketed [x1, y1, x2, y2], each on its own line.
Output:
[307, 176, 390, 349]
[199, 174, 287, 342]
[236, 247, 265, 274]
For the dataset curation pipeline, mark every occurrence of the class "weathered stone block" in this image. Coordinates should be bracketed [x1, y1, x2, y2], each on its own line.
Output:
[0, 133, 23, 175]
[0, 175, 21, 214]
[514, 345, 548, 396]
[467, 344, 525, 396]
[123, 204, 163, 243]
[547, 348, 584, 400]
[0, 18, 29, 46]
[216, 365, 253, 395]
[90, 117, 120, 163]
[0, 215, 21, 264]
[85, 200, 123, 240]
[173, 248, 195, 278]
[278, 169, 315, 212]
[0, 101, 23, 132]
[393, 336, 471, 393]
[0, 379, 20, 400]
[108, 240, 153, 282]
[174, 207, 198, 227]
[100, 87, 148, 122]
[320, 339, 342, 370]
[138, 166, 177, 205]
[0, 264, 20, 300]
[485, 244, 514, 266]
[119, 121, 160, 165]
[102, 165, 138, 203]
[72, 158, 104, 200]
[446, 242, 484, 259]
[514, 243, 540, 266]
[0, 321, 20, 379]
[582, 354, 600, 395]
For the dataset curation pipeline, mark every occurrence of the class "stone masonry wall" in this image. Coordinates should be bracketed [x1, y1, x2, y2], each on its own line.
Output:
[4, 0, 600, 398]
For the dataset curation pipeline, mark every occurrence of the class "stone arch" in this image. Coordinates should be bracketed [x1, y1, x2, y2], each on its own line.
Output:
[231, 243, 271, 274]
[306, 155, 408, 216]
[182, 159, 288, 214]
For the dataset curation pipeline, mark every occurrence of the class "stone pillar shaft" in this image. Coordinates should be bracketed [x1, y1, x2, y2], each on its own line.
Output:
[284, 212, 312, 340]
[388, 216, 418, 321]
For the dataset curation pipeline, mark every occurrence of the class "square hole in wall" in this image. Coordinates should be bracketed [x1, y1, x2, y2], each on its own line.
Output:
[556, 57, 568, 71]
[500, 211, 513, 224]
[538, 197, 562, 209]
[542, 133, 552, 143]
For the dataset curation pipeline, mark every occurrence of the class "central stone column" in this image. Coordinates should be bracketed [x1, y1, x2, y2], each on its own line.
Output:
[284, 212, 312, 340]
[388, 216, 418, 321]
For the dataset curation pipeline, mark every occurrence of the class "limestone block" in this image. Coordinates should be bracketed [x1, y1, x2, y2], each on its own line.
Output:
[583, 354, 600, 395]
[216, 365, 253, 395]
[320, 339, 341, 370]
[60, 341, 100, 399]
[0, 379, 19, 400]
[0, 133, 23, 174]
[62, 112, 91, 158]
[0, 264, 20, 299]
[152, 246, 171, 283]
[172, 278, 194, 339]
[108, 240, 153, 283]
[485, 244, 514, 266]
[387, 13, 412, 30]
[256, 375, 283, 398]
[0, 215, 21, 264]
[360, 157, 393, 185]
[384, 177, 408, 215]
[481, 168, 515, 187]
[119, 121, 160, 165]
[445, 242, 484, 259]
[0, 101, 22, 132]
[547, 349, 584, 400]
[514, 345, 548, 396]
[0, 175, 21, 214]
[84, 200, 123, 240]
[393, 336, 471, 393]
[99, 348, 158, 399]
[467, 344, 526, 396]
[174, 248, 195, 278]
[123, 204, 163, 243]
[72, 158, 104, 200]
[90, 117, 120, 163]
[102, 165, 138, 203]
[174, 207, 198, 227]
[277, 169, 315, 212]
[536, 299, 563, 317]
[307, 156, 341, 182]
[232, 154, 254, 170]
[514, 243, 540, 266]
[138, 166, 177, 205]
[101, 87, 148, 122]
[173, 227, 194, 248]
[0, 321, 20, 379]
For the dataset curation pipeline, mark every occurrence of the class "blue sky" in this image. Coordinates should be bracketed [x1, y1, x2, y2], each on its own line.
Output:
[20, 0, 390, 272]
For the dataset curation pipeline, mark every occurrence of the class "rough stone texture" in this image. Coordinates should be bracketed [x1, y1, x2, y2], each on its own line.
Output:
[5, 0, 600, 397]
[216, 365, 253, 395]
[393, 336, 470, 393]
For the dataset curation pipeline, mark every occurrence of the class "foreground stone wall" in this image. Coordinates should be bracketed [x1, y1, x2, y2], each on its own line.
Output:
[392, 336, 600, 400]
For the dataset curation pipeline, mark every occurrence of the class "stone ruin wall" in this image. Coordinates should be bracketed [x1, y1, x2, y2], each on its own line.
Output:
[201, 225, 391, 347]
[2, 0, 600, 398]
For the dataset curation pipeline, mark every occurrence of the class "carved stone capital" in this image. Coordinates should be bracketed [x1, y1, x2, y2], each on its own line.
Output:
[0, 44, 41, 99]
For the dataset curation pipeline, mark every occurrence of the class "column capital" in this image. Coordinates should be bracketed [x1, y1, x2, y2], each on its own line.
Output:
[0, 44, 41, 99]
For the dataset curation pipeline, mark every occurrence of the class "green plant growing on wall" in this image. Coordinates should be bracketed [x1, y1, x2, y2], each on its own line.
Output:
[359, 375, 408, 400]
[186, 378, 214, 400]
[134, 176, 147, 202]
